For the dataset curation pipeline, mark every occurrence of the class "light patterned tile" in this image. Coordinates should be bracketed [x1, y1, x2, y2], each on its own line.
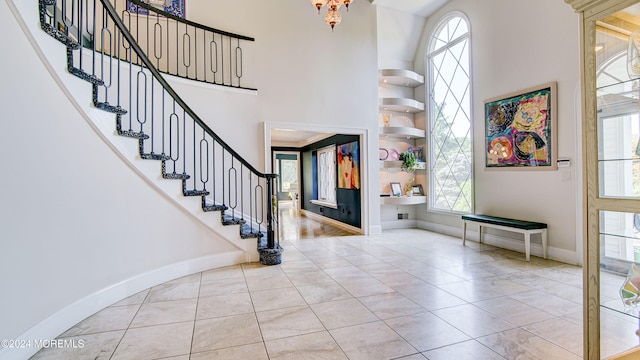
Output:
[474, 296, 555, 326]
[358, 293, 425, 319]
[432, 304, 517, 338]
[130, 299, 197, 328]
[422, 340, 504, 360]
[250, 287, 307, 312]
[190, 343, 269, 360]
[310, 298, 378, 329]
[60, 305, 139, 337]
[192, 314, 262, 353]
[245, 273, 293, 292]
[196, 292, 254, 319]
[111, 321, 193, 360]
[145, 282, 200, 303]
[295, 282, 352, 304]
[255, 306, 325, 341]
[265, 331, 348, 360]
[330, 321, 417, 360]
[477, 328, 582, 360]
[285, 269, 335, 286]
[385, 312, 470, 351]
[509, 290, 580, 316]
[524, 317, 582, 355]
[199, 276, 248, 297]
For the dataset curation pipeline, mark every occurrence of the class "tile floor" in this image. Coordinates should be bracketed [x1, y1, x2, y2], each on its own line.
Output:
[30, 225, 640, 359]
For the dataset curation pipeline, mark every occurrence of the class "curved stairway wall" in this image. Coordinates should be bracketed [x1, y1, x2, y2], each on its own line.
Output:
[0, 0, 380, 358]
[0, 1, 254, 358]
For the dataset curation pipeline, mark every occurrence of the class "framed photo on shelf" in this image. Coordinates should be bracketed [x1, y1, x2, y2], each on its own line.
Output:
[390, 182, 402, 197]
[412, 184, 424, 195]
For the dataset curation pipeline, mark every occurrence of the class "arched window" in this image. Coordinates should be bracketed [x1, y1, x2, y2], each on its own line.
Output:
[427, 13, 473, 213]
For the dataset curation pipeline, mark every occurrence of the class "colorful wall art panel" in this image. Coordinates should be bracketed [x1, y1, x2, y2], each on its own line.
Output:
[338, 141, 360, 189]
[127, 0, 186, 19]
[484, 82, 557, 170]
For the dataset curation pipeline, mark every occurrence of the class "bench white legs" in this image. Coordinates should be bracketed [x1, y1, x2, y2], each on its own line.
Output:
[462, 220, 548, 262]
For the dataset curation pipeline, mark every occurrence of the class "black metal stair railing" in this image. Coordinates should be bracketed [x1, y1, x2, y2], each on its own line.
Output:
[123, 0, 254, 90]
[38, 0, 282, 264]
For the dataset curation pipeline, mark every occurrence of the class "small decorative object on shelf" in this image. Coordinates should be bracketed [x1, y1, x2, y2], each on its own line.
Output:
[399, 151, 418, 173]
[390, 182, 402, 197]
[407, 146, 424, 161]
[404, 178, 415, 196]
[620, 263, 640, 308]
[382, 113, 392, 127]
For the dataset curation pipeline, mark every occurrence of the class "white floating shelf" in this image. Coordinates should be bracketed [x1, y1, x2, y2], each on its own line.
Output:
[380, 195, 427, 205]
[380, 161, 426, 170]
[379, 98, 425, 113]
[380, 126, 425, 139]
[379, 69, 424, 87]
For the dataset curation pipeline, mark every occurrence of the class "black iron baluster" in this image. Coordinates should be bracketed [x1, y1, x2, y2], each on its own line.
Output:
[153, 15, 162, 69]
[210, 36, 218, 84]
[169, 101, 180, 174]
[136, 68, 147, 132]
[235, 39, 242, 87]
[200, 131, 209, 191]
[183, 30, 191, 78]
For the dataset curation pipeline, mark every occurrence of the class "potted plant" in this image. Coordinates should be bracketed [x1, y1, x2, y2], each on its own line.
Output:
[404, 178, 415, 196]
[399, 151, 418, 173]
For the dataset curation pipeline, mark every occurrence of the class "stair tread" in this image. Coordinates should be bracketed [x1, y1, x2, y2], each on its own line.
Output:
[117, 130, 149, 140]
[68, 67, 104, 86]
[222, 215, 246, 225]
[184, 189, 210, 197]
[95, 102, 128, 115]
[141, 153, 171, 161]
[163, 172, 190, 180]
[203, 203, 227, 212]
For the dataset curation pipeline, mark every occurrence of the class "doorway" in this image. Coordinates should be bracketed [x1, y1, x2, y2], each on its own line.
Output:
[273, 151, 300, 211]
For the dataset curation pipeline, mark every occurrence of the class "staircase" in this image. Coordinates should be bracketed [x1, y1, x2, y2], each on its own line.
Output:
[37, 0, 283, 265]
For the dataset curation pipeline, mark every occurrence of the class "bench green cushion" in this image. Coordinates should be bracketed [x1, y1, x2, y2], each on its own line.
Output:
[462, 214, 547, 230]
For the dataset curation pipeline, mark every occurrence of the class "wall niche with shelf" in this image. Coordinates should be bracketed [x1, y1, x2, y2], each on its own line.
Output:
[378, 68, 427, 221]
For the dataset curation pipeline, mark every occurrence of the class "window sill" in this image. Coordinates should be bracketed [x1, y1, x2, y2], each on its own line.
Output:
[310, 200, 338, 209]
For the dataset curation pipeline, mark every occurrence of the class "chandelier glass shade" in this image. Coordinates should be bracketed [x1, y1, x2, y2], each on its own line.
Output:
[310, 0, 354, 30]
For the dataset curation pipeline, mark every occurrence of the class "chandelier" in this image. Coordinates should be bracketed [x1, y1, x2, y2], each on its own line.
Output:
[310, 0, 354, 30]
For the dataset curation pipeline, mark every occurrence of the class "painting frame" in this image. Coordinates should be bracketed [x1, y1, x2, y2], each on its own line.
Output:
[412, 184, 424, 196]
[337, 141, 360, 190]
[390, 182, 402, 197]
[484, 82, 557, 170]
[126, 0, 186, 19]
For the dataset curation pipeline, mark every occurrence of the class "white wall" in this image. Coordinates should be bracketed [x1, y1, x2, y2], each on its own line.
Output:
[184, 0, 381, 232]
[0, 0, 381, 353]
[413, 0, 581, 262]
[0, 0, 243, 351]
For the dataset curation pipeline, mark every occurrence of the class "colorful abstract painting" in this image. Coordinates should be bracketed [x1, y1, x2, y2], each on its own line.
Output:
[484, 82, 557, 169]
[127, 0, 186, 19]
[338, 141, 360, 189]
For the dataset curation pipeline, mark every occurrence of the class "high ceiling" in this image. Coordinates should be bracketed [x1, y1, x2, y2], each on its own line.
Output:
[369, 0, 450, 17]
[271, 0, 449, 146]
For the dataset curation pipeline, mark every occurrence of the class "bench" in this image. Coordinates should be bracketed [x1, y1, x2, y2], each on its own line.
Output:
[461, 214, 547, 261]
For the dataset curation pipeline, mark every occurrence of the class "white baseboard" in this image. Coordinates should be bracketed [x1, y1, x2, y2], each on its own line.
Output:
[416, 220, 579, 265]
[299, 210, 363, 235]
[0, 251, 244, 360]
[381, 219, 418, 230]
[369, 225, 383, 235]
